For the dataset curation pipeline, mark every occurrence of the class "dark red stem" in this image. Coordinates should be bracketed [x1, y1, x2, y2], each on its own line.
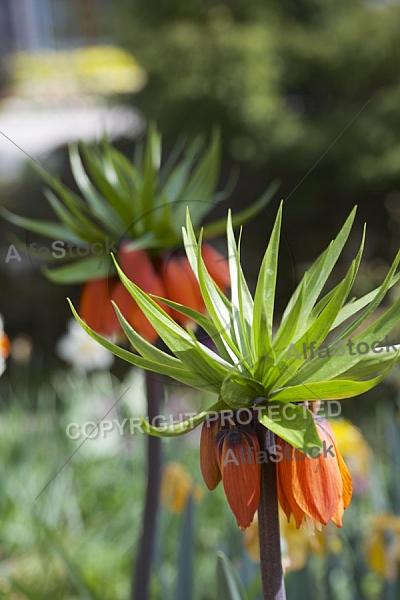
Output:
[256, 422, 286, 600]
[131, 372, 163, 600]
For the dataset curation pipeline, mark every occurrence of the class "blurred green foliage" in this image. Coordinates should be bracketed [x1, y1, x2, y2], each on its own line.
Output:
[113, 0, 400, 210]
[0, 366, 235, 600]
[2, 359, 400, 598]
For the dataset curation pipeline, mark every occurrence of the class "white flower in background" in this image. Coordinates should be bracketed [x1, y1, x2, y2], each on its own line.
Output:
[0, 316, 10, 376]
[56, 319, 114, 371]
[60, 369, 145, 459]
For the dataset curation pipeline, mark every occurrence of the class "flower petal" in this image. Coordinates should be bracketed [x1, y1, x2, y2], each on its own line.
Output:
[0, 332, 10, 359]
[290, 423, 343, 526]
[118, 245, 156, 288]
[200, 417, 222, 490]
[276, 441, 307, 528]
[319, 420, 353, 510]
[79, 278, 114, 334]
[331, 496, 344, 527]
[218, 427, 261, 530]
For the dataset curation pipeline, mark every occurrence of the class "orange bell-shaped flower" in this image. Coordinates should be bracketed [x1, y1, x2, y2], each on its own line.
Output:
[277, 418, 353, 529]
[79, 242, 230, 342]
[79, 246, 170, 342]
[79, 276, 117, 335]
[199, 415, 261, 530]
[200, 416, 224, 490]
[216, 426, 261, 530]
[0, 330, 10, 360]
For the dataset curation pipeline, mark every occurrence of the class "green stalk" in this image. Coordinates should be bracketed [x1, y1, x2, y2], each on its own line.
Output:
[256, 423, 286, 600]
[131, 371, 163, 600]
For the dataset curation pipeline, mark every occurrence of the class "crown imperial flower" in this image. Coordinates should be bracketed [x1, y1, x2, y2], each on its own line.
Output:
[69, 204, 400, 529]
[2, 126, 273, 339]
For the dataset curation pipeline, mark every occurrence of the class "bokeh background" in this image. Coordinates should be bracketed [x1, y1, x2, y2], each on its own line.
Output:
[1, 1, 400, 599]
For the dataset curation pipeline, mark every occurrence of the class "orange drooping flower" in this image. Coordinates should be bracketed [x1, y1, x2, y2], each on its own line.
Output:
[0, 331, 10, 360]
[0, 316, 10, 377]
[277, 417, 353, 529]
[200, 415, 261, 530]
[4, 128, 274, 345]
[79, 242, 230, 342]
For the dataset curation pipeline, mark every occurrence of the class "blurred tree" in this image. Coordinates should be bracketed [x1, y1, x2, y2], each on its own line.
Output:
[112, 0, 400, 256]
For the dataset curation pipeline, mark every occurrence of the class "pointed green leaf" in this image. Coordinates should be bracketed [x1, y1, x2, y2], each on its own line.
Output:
[183, 210, 242, 365]
[272, 277, 306, 356]
[69, 144, 124, 234]
[338, 345, 400, 379]
[309, 224, 365, 323]
[216, 552, 248, 600]
[280, 207, 357, 331]
[150, 295, 233, 363]
[272, 259, 357, 389]
[257, 402, 322, 450]
[0, 207, 82, 243]
[68, 300, 217, 391]
[173, 129, 221, 228]
[332, 249, 400, 339]
[227, 213, 254, 363]
[270, 371, 389, 403]
[251, 202, 282, 370]
[112, 255, 231, 386]
[298, 292, 400, 384]
[221, 369, 264, 409]
[141, 399, 227, 437]
[331, 271, 400, 329]
[44, 189, 103, 244]
[113, 302, 190, 371]
[163, 137, 203, 204]
[81, 144, 134, 224]
[297, 207, 357, 327]
[43, 255, 113, 284]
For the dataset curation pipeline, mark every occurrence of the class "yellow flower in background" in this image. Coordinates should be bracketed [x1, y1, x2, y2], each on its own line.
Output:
[244, 510, 341, 572]
[366, 514, 400, 581]
[280, 513, 325, 573]
[243, 509, 342, 573]
[8, 45, 147, 100]
[330, 419, 371, 494]
[243, 513, 260, 563]
[161, 462, 203, 514]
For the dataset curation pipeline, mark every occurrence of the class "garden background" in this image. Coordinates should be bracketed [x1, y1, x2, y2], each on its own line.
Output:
[1, 1, 400, 598]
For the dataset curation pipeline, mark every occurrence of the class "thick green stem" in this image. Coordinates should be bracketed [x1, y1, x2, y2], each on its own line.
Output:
[256, 423, 286, 600]
[131, 372, 163, 600]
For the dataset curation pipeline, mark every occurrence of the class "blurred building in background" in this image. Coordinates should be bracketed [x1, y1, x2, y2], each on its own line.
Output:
[0, 0, 102, 87]
[0, 0, 106, 58]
